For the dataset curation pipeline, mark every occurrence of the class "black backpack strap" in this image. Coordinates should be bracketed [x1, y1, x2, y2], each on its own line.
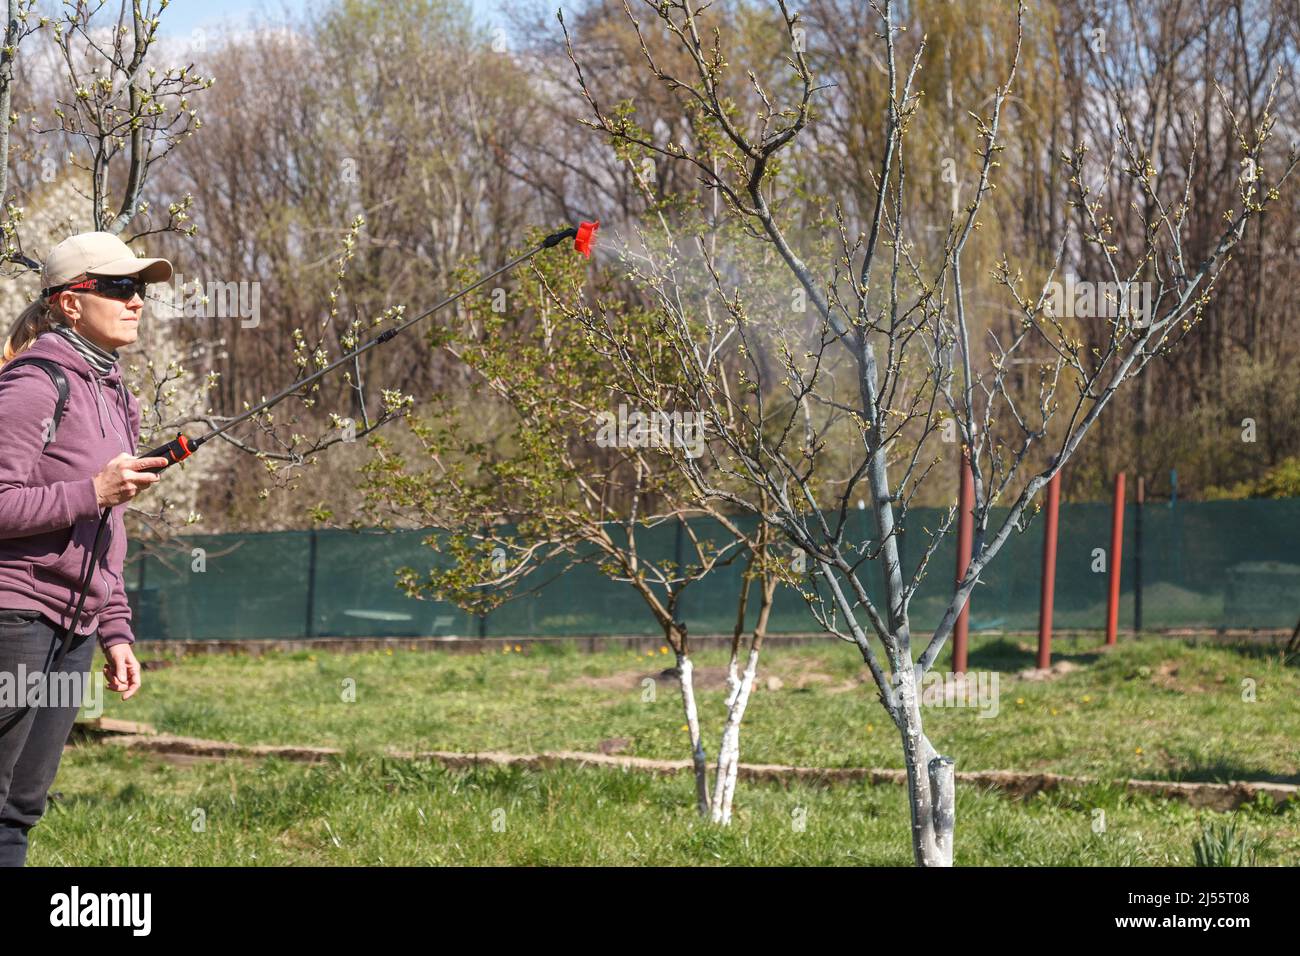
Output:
[1, 357, 69, 450]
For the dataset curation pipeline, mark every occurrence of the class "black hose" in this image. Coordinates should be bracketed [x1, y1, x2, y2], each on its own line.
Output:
[52, 508, 111, 672]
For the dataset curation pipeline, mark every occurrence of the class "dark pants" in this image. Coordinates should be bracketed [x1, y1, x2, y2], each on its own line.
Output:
[0, 608, 94, 866]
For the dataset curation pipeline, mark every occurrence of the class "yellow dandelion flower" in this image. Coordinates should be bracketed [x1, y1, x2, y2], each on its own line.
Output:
[514, 644, 522, 653]
[1135, 746, 1143, 755]
[1015, 697, 1024, 705]
[1081, 695, 1091, 703]
[660, 646, 668, 654]
[1050, 708, 1059, 716]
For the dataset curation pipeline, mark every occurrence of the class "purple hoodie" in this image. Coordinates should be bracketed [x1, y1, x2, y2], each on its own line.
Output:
[0, 330, 139, 650]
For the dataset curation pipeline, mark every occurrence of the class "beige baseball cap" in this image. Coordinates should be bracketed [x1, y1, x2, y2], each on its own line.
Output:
[41, 231, 173, 296]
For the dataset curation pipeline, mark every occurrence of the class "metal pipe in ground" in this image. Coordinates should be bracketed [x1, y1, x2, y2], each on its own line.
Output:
[1037, 468, 1061, 669]
[1105, 472, 1126, 646]
[1134, 475, 1144, 634]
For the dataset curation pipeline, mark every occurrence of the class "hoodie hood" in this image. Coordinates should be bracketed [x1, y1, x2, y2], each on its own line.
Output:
[21, 328, 125, 387]
[20, 330, 131, 443]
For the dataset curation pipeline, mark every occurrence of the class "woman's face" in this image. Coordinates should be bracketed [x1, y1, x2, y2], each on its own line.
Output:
[57, 278, 144, 351]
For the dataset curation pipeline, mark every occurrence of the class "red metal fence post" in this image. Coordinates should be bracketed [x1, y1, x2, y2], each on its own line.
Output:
[953, 447, 974, 674]
[1105, 471, 1125, 646]
[1037, 468, 1061, 669]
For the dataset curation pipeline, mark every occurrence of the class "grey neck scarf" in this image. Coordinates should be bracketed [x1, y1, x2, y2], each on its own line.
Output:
[51, 324, 119, 376]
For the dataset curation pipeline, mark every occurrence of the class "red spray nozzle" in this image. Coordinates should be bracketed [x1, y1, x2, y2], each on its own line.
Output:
[574, 220, 599, 257]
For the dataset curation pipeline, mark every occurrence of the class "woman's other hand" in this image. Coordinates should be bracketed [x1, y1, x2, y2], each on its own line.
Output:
[103, 643, 142, 700]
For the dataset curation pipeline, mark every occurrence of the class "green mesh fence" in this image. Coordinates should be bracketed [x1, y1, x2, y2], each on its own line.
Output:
[123, 499, 1300, 641]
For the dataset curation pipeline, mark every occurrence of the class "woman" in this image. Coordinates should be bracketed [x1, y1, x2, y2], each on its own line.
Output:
[0, 231, 172, 866]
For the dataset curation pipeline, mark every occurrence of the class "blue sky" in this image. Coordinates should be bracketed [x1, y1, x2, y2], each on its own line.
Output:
[156, 0, 515, 39]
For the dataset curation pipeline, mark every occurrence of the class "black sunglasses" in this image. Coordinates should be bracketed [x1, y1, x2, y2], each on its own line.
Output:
[42, 275, 147, 302]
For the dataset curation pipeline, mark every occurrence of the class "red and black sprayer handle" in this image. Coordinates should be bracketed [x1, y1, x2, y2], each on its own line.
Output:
[139, 433, 200, 474]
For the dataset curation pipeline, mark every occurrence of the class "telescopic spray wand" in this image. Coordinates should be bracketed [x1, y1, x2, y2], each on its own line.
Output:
[55, 221, 600, 668]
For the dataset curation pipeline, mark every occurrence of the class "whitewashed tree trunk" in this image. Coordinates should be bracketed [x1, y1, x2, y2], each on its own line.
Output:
[675, 650, 711, 817]
[894, 668, 955, 866]
[710, 644, 760, 824]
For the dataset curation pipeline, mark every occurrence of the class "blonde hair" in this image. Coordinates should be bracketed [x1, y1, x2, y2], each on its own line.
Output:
[2, 297, 68, 368]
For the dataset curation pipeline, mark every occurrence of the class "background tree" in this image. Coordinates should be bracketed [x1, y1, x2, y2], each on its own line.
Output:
[358, 225, 789, 824]
[556, 0, 1296, 865]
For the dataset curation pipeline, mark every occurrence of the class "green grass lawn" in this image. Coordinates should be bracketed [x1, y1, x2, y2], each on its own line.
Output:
[30, 633, 1300, 865]
[34, 747, 1300, 866]
[90, 634, 1300, 781]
